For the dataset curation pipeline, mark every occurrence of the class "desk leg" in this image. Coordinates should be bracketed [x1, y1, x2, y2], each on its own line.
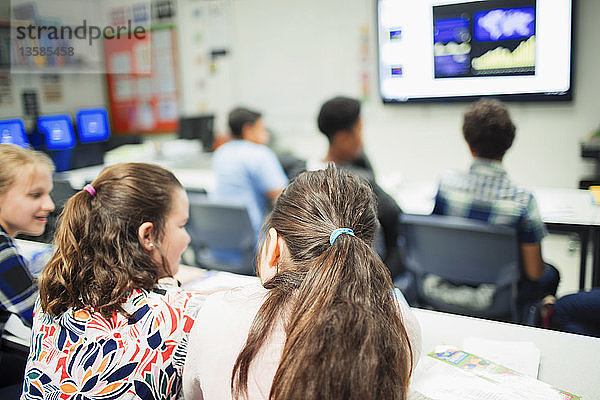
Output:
[546, 224, 589, 291]
[579, 229, 589, 290]
[593, 229, 600, 288]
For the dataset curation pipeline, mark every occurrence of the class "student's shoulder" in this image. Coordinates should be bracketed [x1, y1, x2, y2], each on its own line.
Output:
[145, 286, 206, 318]
[200, 283, 267, 319]
[437, 168, 468, 190]
[0, 229, 13, 247]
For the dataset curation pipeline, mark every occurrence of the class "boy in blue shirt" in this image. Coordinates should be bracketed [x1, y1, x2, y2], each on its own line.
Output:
[213, 107, 288, 236]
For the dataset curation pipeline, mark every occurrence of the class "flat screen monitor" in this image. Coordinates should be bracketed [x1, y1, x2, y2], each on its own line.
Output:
[37, 114, 76, 150]
[377, 0, 574, 103]
[178, 115, 215, 152]
[76, 108, 111, 143]
[0, 119, 29, 148]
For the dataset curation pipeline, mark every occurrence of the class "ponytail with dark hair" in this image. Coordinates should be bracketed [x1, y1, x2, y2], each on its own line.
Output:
[39, 163, 183, 319]
[232, 166, 413, 400]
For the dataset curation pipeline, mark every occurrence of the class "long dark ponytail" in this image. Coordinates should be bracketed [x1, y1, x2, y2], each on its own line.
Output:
[232, 166, 413, 399]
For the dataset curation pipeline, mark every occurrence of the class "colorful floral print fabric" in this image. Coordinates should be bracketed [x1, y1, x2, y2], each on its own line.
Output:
[22, 282, 204, 400]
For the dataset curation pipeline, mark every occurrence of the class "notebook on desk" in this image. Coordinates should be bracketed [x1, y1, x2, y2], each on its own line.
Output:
[409, 345, 580, 400]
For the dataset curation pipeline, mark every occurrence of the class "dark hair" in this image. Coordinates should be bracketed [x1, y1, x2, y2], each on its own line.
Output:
[39, 163, 183, 319]
[463, 99, 516, 160]
[232, 166, 413, 400]
[317, 96, 361, 142]
[228, 107, 262, 138]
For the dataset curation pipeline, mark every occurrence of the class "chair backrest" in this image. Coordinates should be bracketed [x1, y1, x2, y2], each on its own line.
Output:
[401, 214, 519, 320]
[187, 193, 256, 275]
[51, 177, 78, 208]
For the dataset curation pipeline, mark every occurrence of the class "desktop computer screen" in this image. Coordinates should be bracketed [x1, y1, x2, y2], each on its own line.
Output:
[76, 108, 110, 143]
[178, 115, 215, 152]
[37, 114, 76, 150]
[0, 119, 29, 148]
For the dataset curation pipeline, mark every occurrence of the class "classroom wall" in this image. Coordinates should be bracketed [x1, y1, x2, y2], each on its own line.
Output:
[0, 1, 106, 126]
[224, 0, 600, 189]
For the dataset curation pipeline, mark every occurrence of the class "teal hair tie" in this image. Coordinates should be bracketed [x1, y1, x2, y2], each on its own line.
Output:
[329, 228, 355, 245]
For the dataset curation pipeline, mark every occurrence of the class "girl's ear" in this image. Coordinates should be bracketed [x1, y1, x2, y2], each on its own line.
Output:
[138, 222, 156, 251]
[258, 227, 285, 283]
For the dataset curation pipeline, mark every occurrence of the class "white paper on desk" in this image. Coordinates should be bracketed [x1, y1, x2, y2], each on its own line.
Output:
[182, 270, 259, 292]
[463, 337, 540, 378]
[410, 346, 563, 400]
[4, 314, 31, 343]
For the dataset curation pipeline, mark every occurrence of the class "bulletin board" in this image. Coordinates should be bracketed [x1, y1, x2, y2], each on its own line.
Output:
[104, 26, 179, 134]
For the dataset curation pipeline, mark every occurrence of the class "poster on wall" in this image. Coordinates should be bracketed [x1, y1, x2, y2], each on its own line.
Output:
[104, 26, 178, 134]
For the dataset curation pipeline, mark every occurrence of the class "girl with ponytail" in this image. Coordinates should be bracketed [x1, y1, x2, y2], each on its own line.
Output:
[23, 163, 205, 400]
[183, 165, 421, 399]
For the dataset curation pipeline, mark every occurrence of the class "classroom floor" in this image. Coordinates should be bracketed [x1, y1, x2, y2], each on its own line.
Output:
[542, 233, 590, 297]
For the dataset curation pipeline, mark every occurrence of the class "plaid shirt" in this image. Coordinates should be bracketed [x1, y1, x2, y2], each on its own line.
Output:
[432, 158, 547, 244]
[0, 225, 38, 332]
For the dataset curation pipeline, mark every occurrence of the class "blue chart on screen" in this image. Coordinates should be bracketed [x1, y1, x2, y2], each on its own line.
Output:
[434, 17, 471, 77]
[435, 55, 469, 77]
[434, 18, 470, 44]
[390, 29, 402, 40]
[0, 119, 29, 148]
[474, 7, 535, 42]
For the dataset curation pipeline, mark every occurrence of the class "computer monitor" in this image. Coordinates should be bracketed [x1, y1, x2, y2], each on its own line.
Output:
[0, 119, 29, 148]
[37, 114, 76, 150]
[178, 115, 215, 152]
[76, 108, 111, 143]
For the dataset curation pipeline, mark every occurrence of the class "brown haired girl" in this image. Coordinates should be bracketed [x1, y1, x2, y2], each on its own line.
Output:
[183, 166, 421, 400]
[23, 163, 204, 400]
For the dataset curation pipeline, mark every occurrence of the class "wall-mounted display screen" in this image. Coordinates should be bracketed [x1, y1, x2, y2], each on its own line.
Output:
[377, 0, 573, 102]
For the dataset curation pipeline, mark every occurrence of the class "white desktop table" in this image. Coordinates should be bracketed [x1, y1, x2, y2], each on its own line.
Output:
[57, 157, 215, 193]
[414, 308, 600, 399]
[4, 259, 598, 399]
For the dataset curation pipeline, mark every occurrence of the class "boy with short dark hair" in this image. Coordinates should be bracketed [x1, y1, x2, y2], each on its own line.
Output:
[311, 96, 405, 279]
[213, 107, 288, 236]
[433, 99, 559, 318]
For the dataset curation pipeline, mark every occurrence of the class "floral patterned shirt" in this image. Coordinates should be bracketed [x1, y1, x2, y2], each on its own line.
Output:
[22, 280, 205, 400]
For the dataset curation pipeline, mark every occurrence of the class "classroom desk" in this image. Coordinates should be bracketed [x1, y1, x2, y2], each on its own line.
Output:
[5, 258, 597, 398]
[57, 154, 215, 193]
[379, 178, 600, 290]
[180, 267, 600, 397]
[414, 308, 600, 399]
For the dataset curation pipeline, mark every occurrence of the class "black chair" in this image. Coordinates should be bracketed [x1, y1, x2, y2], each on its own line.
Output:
[401, 214, 520, 321]
[187, 194, 256, 276]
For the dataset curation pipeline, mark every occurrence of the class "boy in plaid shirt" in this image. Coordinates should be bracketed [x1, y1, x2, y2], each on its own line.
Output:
[433, 99, 559, 318]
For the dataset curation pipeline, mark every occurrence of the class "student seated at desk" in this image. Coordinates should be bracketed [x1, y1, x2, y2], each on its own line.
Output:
[213, 107, 288, 237]
[432, 99, 559, 320]
[23, 163, 204, 400]
[183, 166, 421, 400]
[287, 96, 404, 279]
[0, 145, 55, 390]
